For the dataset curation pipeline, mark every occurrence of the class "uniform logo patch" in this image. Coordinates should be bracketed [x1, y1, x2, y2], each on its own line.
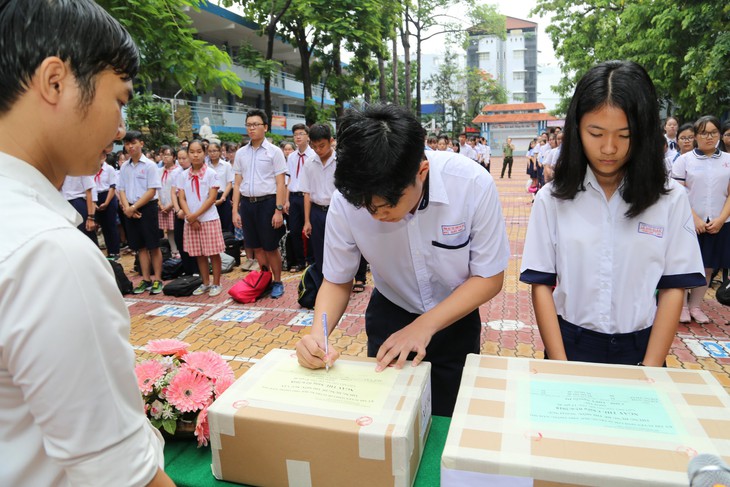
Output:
[638, 222, 664, 238]
[442, 222, 466, 236]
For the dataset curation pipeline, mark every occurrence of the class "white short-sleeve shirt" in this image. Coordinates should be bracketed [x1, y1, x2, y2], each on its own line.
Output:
[671, 149, 730, 222]
[159, 166, 182, 207]
[61, 175, 95, 201]
[117, 156, 161, 204]
[286, 146, 316, 193]
[232, 140, 287, 197]
[323, 150, 510, 314]
[94, 163, 118, 193]
[207, 159, 234, 192]
[180, 166, 220, 222]
[0, 153, 163, 487]
[299, 153, 337, 206]
[520, 167, 706, 334]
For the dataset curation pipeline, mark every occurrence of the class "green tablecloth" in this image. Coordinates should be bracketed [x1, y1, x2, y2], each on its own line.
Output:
[164, 416, 450, 487]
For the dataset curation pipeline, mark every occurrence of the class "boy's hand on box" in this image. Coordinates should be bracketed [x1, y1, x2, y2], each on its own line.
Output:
[375, 323, 431, 372]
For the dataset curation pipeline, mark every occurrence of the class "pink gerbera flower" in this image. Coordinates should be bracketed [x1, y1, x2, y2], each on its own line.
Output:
[135, 360, 166, 395]
[166, 368, 213, 413]
[182, 351, 233, 380]
[145, 339, 190, 357]
[195, 406, 210, 447]
[214, 374, 235, 397]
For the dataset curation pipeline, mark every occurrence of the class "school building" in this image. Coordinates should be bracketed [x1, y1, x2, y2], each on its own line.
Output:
[472, 102, 558, 155]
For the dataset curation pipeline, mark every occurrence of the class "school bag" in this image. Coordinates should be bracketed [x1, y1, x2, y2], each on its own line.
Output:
[163, 275, 203, 297]
[716, 279, 730, 306]
[297, 265, 322, 309]
[162, 258, 183, 280]
[210, 252, 235, 274]
[228, 269, 273, 303]
[222, 231, 241, 266]
[278, 225, 296, 271]
[109, 260, 133, 295]
[134, 240, 172, 273]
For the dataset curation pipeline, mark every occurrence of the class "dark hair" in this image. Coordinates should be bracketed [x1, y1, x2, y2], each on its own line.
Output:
[246, 108, 268, 126]
[159, 145, 173, 155]
[335, 104, 425, 211]
[459, 132, 467, 138]
[279, 140, 294, 150]
[694, 115, 721, 139]
[186, 139, 206, 153]
[437, 134, 450, 142]
[664, 116, 679, 128]
[720, 121, 730, 152]
[552, 60, 667, 218]
[309, 123, 332, 142]
[123, 130, 143, 143]
[291, 123, 309, 134]
[0, 0, 139, 115]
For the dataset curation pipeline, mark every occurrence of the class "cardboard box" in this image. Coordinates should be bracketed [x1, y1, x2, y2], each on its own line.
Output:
[208, 349, 431, 487]
[442, 355, 730, 487]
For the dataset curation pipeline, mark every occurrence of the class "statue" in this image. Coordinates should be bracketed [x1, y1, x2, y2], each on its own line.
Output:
[198, 117, 219, 144]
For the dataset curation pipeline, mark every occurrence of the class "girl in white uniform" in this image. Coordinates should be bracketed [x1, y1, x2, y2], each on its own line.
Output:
[520, 61, 705, 367]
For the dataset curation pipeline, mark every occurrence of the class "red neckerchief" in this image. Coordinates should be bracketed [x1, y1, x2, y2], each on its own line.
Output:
[94, 166, 103, 184]
[188, 165, 207, 200]
[161, 166, 174, 185]
[296, 152, 305, 177]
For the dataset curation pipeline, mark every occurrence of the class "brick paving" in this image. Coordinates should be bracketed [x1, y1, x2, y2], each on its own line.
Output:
[127, 156, 730, 392]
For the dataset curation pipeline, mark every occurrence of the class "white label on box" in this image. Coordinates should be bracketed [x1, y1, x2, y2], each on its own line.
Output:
[420, 377, 432, 442]
[442, 467, 533, 487]
[286, 460, 312, 487]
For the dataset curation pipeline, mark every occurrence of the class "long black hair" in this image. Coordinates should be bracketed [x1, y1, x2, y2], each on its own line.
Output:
[552, 60, 667, 218]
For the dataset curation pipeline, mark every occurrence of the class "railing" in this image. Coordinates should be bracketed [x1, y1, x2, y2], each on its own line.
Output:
[228, 65, 333, 103]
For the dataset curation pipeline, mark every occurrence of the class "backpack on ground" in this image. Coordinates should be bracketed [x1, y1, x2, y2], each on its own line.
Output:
[162, 258, 183, 280]
[109, 260, 133, 295]
[134, 241, 172, 273]
[228, 269, 273, 303]
[297, 265, 322, 309]
[222, 231, 241, 266]
[163, 275, 203, 297]
[211, 252, 235, 274]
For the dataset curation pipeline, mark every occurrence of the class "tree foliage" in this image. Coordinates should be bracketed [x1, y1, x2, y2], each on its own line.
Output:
[533, 0, 730, 119]
[125, 94, 178, 149]
[98, 0, 241, 97]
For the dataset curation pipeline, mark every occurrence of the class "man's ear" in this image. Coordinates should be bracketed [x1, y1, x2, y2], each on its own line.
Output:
[34, 57, 70, 106]
[418, 158, 429, 181]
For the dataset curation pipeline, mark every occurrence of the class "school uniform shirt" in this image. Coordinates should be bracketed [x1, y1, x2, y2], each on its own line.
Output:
[207, 159, 234, 193]
[538, 143, 551, 164]
[232, 140, 287, 197]
[158, 165, 182, 208]
[61, 175, 95, 201]
[181, 166, 220, 222]
[671, 148, 730, 223]
[299, 152, 337, 206]
[117, 155, 161, 204]
[459, 143, 478, 161]
[94, 162, 118, 193]
[546, 146, 561, 167]
[286, 146, 316, 193]
[520, 167, 705, 334]
[323, 150, 510, 314]
[0, 153, 163, 486]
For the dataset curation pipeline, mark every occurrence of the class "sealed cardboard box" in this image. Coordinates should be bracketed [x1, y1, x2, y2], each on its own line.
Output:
[208, 348, 432, 487]
[442, 354, 730, 487]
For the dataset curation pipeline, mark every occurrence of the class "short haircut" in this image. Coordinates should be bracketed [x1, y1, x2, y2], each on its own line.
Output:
[186, 139, 206, 153]
[459, 132, 467, 138]
[694, 115, 721, 139]
[427, 134, 438, 144]
[291, 123, 309, 134]
[246, 108, 268, 126]
[309, 123, 332, 142]
[335, 104, 425, 212]
[123, 130, 143, 143]
[552, 60, 667, 219]
[677, 122, 695, 136]
[0, 0, 139, 115]
[437, 134, 450, 142]
[159, 145, 173, 155]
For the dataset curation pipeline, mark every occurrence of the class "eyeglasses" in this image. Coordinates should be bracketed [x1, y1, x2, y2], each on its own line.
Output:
[678, 136, 695, 142]
[698, 131, 719, 139]
[246, 122, 265, 129]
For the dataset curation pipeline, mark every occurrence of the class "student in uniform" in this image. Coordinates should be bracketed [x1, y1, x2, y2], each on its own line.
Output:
[671, 116, 730, 324]
[95, 149, 121, 260]
[206, 142, 234, 234]
[61, 175, 97, 242]
[118, 130, 164, 294]
[158, 145, 180, 258]
[178, 140, 225, 296]
[285, 124, 316, 272]
[295, 105, 510, 417]
[520, 60, 706, 367]
[171, 147, 198, 276]
[301, 124, 337, 278]
[232, 109, 288, 298]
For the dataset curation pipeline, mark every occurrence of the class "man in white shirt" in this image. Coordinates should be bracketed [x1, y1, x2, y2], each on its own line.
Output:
[0, 1, 171, 486]
[458, 132, 478, 161]
[296, 105, 510, 416]
[285, 124, 316, 271]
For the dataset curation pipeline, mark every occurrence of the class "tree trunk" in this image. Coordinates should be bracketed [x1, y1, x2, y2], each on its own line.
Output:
[416, 35, 422, 119]
[401, 8, 412, 111]
[392, 35, 398, 105]
[377, 52, 387, 103]
[333, 41, 344, 119]
[264, 21, 276, 125]
[294, 21, 316, 126]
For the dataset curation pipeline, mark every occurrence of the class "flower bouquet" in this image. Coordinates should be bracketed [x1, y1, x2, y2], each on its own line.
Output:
[134, 339, 235, 447]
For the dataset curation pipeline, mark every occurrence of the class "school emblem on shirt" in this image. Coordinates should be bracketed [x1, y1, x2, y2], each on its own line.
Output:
[442, 222, 466, 236]
[638, 222, 664, 238]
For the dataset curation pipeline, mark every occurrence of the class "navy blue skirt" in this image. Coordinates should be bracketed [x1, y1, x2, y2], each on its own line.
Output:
[698, 221, 730, 269]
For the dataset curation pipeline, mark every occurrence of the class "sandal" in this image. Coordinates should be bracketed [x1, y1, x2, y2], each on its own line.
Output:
[352, 281, 366, 293]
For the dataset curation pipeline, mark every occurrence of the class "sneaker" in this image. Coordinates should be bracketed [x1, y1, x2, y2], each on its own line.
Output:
[150, 280, 163, 295]
[270, 281, 284, 299]
[208, 285, 223, 297]
[689, 307, 710, 324]
[133, 280, 152, 294]
[240, 259, 260, 272]
[679, 307, 691, 324]
[106, 254, 120, 261]
[192, 284, 210, 296]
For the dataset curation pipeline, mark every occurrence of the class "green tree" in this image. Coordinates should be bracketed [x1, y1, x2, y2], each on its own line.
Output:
[98, 0, 241, 97]
[465, 67, 507, 121]
[423, 52, 465, 136]
[125, 94, 178, 150]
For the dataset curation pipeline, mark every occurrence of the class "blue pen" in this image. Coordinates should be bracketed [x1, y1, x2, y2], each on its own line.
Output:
[322, 312, 329, 372]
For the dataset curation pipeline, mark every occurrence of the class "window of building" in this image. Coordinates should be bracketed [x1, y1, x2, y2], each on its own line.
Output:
[514, 50, 524, 60]
[479, 52, 490, 62]
[513, 71, 525, 80]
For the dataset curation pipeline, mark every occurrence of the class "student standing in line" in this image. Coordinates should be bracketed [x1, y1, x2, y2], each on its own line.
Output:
[296, 105, 510, 416]
[178, 140, 225, 296]
[95, 148, 121, 260]
[520, 60, 705, 367]
[158, 145, 180, 258]
[206, 142, 234, 234]
[172, 147, 198, 275]
[285, 124, 316, 272]
[61, 175, 97, 242]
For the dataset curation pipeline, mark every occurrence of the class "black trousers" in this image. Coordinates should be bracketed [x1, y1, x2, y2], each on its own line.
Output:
[69, 197, 98, 244]
[215, 191, 233, 234]
[501, 156, 513, 178]
[309, 204, 328, 276]
[365, 289, 481, 417]
[173, 215, 199, 275]
[288, 193, 307, 267]
[96, 191, 120, 255]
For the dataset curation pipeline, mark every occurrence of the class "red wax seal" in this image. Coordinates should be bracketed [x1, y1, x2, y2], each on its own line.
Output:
[356, 416, 373, 427]
[232, 400, 249, 409]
